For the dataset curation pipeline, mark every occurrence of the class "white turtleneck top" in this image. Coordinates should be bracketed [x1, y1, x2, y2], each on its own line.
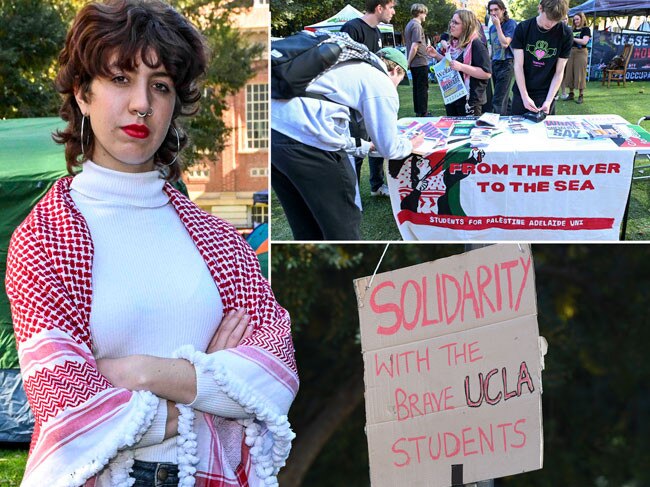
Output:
[70, 161, 247, 463]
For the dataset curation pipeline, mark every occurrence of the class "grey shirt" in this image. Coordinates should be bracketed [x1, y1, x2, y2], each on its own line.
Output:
[405, 18, 428, 68]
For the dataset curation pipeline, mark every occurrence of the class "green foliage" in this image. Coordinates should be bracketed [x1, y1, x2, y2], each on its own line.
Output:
[272, 244, 462, 478]
[0, 0, 260, 168]
[271, 0, 350, 37]
[393, 0, 457, 39]
[176, 1, 264, 164]
[509, 0, 539, 21]
[0, 447, 28, 485]
[274, 244, 650, 486]
[0, 0, 67, 118]
[271, 0, 457, 40]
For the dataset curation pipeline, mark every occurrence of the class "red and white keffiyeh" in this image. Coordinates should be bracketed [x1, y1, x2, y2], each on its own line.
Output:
[448, 32, 479, 94]
[6, 177, 299, 487]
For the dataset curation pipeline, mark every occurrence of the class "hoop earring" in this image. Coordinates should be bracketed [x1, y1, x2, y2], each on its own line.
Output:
[80, 115, 89, 157]
[161, 125, 181, 167]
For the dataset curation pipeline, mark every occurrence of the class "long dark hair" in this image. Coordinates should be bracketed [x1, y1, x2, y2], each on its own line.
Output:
[487, 0, 510, 23]
[53, 0, 208, 181]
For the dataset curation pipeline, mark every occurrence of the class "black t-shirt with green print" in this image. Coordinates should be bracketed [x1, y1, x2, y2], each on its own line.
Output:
[511, 17, 573, 98]
[573, 26, 591, 49]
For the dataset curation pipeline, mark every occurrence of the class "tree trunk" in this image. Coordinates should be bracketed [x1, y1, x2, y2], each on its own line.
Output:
[278, 367, 365, 487]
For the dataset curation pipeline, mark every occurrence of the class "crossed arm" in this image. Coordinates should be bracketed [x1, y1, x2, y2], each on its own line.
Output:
[96, 308, 252, 439]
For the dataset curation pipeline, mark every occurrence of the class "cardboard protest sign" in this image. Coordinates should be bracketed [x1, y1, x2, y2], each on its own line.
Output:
[433, 55, 468, 105]
[354, 244, 545, 487]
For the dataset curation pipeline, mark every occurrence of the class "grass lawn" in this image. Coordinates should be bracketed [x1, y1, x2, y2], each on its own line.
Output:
[0, 446, 28, 486]
[271, 80, 650, 241]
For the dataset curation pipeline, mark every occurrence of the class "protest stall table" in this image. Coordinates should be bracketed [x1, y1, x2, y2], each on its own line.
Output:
[386, 114, 650, 241]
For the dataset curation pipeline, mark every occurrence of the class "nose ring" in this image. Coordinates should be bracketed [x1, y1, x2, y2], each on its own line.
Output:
[136, 107, 153, 118]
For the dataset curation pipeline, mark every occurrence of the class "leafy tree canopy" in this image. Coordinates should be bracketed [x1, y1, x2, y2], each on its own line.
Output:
[271, 0, 457, 41]
[0, 0, 262, 168]
[509, 0, 539, 21]
[0, 0, 67, 118]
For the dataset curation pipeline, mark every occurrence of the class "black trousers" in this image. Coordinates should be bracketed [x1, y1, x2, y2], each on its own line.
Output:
[445, 97, 483, 117]
[410, 65, 429, 116]
[271, 130, 361, 240]
[511, 90, 556, 116]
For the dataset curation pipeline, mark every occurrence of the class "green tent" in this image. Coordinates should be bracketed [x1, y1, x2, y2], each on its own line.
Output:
[0, 117, 68, 441]
[0, 117, 68, 369]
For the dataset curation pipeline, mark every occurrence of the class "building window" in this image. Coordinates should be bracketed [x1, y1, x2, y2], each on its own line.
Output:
[188, 168, 210, 178]
[255, 0, 268, 5]
[251, 204, 268, 225]
[246, 84, 268, 150]
[250, 167, 269, 177]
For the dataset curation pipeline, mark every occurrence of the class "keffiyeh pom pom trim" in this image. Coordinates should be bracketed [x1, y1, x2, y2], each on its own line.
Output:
[174, 345, 295, 486]
[176, 404, 199, 486]
[91, 390, 159, 487]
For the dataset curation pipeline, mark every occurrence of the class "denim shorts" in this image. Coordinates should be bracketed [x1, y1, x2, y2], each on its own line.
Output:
[131, 460, 179, 487]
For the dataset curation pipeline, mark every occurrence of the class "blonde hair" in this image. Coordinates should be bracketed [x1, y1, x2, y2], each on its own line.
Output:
[410, 3, 428, 17]
[540, 0, 569, 22]
[450, 10, 478, 49]
[377, 55, 404, 76]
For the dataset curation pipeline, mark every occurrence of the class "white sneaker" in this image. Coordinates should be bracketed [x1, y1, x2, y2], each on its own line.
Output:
[370, 184, 390, 197]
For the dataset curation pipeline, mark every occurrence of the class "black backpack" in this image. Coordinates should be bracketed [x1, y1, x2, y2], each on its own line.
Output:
[270, 30, 386, 100]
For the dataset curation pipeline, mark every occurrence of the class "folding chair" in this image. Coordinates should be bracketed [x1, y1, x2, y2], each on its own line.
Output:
[602, 44, 633, 88]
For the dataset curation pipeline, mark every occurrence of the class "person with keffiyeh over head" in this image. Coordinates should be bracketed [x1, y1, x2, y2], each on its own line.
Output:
[427, 9, 492, 117]
[5, 1, 298, 486]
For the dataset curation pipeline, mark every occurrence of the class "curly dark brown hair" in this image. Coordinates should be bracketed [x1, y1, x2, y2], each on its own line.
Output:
[53, 0, 208, 181]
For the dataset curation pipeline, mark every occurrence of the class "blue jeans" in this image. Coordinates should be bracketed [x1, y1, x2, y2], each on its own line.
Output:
[356, 156, 385, 192]
[491, 59, 514, 115]
[132, 460, 179, 487]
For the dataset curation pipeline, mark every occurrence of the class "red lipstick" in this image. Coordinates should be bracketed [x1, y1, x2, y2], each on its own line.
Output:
[122, 124, 150, 139]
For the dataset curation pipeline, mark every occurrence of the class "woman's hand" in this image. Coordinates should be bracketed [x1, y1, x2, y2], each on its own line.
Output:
[207, 308, 253, 354]
[94, 309, 253, 406]
[449, 60, 464, 73]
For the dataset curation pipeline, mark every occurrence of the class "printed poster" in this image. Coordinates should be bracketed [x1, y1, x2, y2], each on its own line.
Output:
[433, 55, 468, 105]
[590, 30, 650, 81]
